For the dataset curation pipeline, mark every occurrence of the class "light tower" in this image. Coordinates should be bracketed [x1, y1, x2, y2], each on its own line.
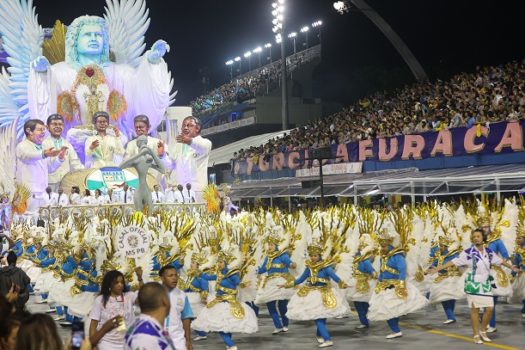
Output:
[271, 0, 289, 130]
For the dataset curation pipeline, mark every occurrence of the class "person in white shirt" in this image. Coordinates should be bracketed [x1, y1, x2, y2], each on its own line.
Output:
[121, 185, 135, 204]
[70, 186, 82, 205]
[429, 229, 519, 344]
[85, 111, 125, 168]
[169, 116, 211, 201]
[15, 119, 66, 215]
[124, 115, 173, 186]
[43, 186, 58, 206]
[184, 183, 196, 204]
[81, 189, 94, 205]
[164, 185, 177, 203]
[160, 265, 194, 350]
[93, 189, 109, 205]
[43, 114, 84, 192]
[172, 185, 185, 204]
[151, 185, 165, 204]
[56, 188, 69, 206]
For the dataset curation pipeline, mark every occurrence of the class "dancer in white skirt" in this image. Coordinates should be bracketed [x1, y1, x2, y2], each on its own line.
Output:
[282, 242, 349, 348]
[426, 234, 465, 324]
[182, 251, 213, 341]
[368, 231, 428, 339]
[192, 248, 258, 350]
[511, 232, 525, 317]
[346, 233, 377, 329]
[429, 229, 519, 344]
[255, 236, 296, 334]
[481, 218, 514, 333]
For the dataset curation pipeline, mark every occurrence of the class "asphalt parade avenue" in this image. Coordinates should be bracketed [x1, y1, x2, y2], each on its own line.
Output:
[28, 295, 524, 350]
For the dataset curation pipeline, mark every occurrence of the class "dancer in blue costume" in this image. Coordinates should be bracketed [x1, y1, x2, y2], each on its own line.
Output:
[284, 241, 350, 348]
[255, 233, 296, 334]
[192, 247, 258, 350]
[427, 234, 464, 324]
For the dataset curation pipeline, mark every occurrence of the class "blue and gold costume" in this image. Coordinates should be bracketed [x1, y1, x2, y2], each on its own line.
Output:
[256, 248, 294, 332]
[376, 245, 406, 334]
[428, 243, 461, 322]
[486, 236, 510, 329]
[352, 250, 376, 328]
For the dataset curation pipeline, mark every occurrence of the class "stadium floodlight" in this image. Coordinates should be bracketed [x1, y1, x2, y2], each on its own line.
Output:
[288, 32, 297, 54]
[244, 51, 253, 71]
[300, 26, 310, 49]
[264, 43, 272, 62]
[272, 0, 288, 130]
[312, 20, 323, 47]
[333, 1, 350, 14]
[234, 56, 241, 62]
[253, 46, 263, 67]
[225, 60, 235, 80]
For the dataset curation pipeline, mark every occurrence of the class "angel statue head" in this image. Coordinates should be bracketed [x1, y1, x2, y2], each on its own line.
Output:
[65, 15, 111, 69]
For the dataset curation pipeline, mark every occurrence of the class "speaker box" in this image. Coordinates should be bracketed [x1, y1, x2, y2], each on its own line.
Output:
[310, 147, 332, 159]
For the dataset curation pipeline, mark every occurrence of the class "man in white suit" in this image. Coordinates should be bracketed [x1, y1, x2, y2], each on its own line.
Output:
[151, 184, 165, 204]
[184, 183, 196, 204]
[15, 119, 66, 217]
[43, 114, 84, 191]
[124, 115, 173, 187]
[170, 116, 212, 201]
[56, 188, 69, 206]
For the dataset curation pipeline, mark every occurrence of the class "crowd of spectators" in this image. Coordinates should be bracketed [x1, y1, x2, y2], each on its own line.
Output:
[231, 60, 525, 164]
[191, 46, 319, 116]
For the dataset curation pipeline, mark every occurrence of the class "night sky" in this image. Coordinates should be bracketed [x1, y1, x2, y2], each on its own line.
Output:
[27, 0, 525, 105]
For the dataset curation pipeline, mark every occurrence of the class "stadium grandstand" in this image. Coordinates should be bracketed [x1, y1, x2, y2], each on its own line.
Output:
[205, 58, 525, 207]
[192, 44, 329, 149]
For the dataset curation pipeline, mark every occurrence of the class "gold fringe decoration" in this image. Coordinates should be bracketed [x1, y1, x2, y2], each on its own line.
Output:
[43, 20, 66, 64]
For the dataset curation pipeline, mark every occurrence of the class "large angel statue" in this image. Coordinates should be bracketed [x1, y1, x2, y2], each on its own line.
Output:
[0, 0, 176, 149]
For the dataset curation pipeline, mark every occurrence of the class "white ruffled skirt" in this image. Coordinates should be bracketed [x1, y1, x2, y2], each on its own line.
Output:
[192, 300, 258, 333]
[287, 286, 350, 321]
[254, 276, 295, 305]
[34, 270, 54, 294]
[18, 259, 42, 282]
[67, 292, 98, 317]
[368, 282, 428, 321]
[428, 275, 465, 303]
[345, 278, 376, 303]
[186, 292, 209, 318]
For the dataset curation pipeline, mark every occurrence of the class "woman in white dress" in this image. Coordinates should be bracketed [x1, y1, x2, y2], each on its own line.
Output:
[429, 229, 519, 344]
[89, 268, 143, 350]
